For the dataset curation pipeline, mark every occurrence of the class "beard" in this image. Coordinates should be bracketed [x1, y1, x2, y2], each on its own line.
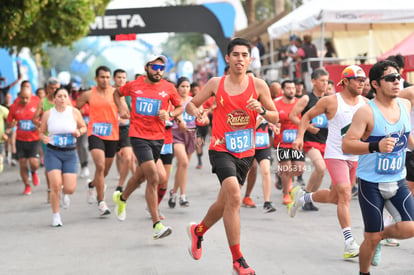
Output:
[285, 94, 294, 100]
[147, 73, 162, 83]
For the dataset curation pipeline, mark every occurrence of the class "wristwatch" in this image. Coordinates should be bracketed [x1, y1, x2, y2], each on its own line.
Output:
[259, 106, 267, 116]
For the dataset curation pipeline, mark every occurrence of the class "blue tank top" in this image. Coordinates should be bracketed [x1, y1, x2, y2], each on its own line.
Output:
[357, 99, 411, 182]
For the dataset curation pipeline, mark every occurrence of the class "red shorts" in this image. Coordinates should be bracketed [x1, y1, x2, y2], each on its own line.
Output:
[325, 159, 357, 186]
[303, 141, 326, 156]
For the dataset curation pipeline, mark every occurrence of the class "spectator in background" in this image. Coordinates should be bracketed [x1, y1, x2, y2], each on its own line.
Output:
[0, 74, 22, 105]
[386, 54, 412, 89]
[256, 36, 265, 59]
[296, 34, 319, 82]
[269, 81, 282, 99]
[324, 40, 337, 59]
[250, 38, 262, 78]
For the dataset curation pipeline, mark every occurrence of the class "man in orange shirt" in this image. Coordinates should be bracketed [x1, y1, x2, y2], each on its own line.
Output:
[76, 66, 119, 216]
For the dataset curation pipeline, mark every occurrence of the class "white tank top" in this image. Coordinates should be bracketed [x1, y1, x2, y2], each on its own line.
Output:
[324, 93, 366, 161]
[48, 106, 77, 148]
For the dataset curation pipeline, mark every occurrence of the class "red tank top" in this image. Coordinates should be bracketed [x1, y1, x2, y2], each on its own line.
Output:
[87, 86, 119, 141]
[209, 75, 258, 158]
[274, 97, 300, 149]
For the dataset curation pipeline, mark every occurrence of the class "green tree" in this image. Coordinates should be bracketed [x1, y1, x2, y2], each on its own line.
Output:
[0, 0, 110, 54]
[161, 33, 205, 62]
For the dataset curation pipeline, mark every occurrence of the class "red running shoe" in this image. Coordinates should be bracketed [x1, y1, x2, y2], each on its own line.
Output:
[23, 185, 31, 195]
[187, 222, 203, 260]
[232, 257, 256, 275]
[32, 172, 39, 186]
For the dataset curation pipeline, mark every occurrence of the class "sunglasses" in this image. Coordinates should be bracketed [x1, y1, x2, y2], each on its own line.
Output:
[379, 73, 401, 82]
[149, 64, 165, 71]
[347, 77, 366, 84]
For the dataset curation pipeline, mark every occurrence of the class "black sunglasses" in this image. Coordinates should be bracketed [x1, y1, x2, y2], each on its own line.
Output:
[149, 64, 165, 71]
[379, 73, 401, 82]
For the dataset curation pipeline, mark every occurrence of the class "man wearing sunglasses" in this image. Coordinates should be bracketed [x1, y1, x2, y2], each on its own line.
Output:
[343, 60, 414, 275]
[113, 54, 183, 240]
[290, 65, 368, 260]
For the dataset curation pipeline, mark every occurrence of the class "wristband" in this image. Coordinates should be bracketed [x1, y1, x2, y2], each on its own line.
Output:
[259, 106, 267, 116]
[368, 141, 380, 153]
[168, 112, 174, 118]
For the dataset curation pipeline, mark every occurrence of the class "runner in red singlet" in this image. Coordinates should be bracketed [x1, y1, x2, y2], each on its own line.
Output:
[185, 38, 278, 275]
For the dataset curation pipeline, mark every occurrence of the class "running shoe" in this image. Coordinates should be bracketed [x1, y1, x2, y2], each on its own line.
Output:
[302, 201, 319, 211]
[153, 222, 172, 240]
[179, 196, 190, 207]
[23, 185, 31, 195]
[187, 222, 203, 260]
[98, 201, 111, 216]
[282, 194, 292, 205]
[168, 189, 177, 208]
[242, 197, 256, 208]
[113, 191, 126, 221]
[232, 257, 256, 275]
[351, 185, 358, 199]
[287, 186, 305, 218]
[61, 193, 70, 209]
[371, 243, 381, 266]
[11, 158, 17, 166]
[382, 238, 400, 247]
[32, 172, 39, 186]
[263, 202, 276, 213]
[86, 179, 97, 204]
[52, 213, 63, 227]
[196, 164, 202, 169]
[80, 166, 90, 178]
[343, 239, 360, 259]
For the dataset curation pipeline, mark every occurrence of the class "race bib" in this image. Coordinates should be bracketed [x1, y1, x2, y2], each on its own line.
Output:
[19, 120, 35, 131]
[53, 133, 75, 147]
[375, 151, 404, 174]
[282, 129, 297, 143]
[255, 132, 270, 147]
[183, 111, 195, 123]
[312, 114, 328, 128]
[160, 143, 173, 155]
[135, 97, 161, 116]
[225, 128, 253, 153]
[92, 122, 112, 137]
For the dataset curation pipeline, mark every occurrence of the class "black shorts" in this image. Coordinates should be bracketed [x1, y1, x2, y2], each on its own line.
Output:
[131, 137, 163, 165]
[276, 147, 306, 162]
[116, 126, 131, 151]
[254, 147, 272, 163]
[209, 150, 253, 185]
[196, 125, 209, 140]
[16, 140, 40, 159]
[88, 135, 118, 158]
[406, 151, 414, 182]
[160, 154, 173, 165]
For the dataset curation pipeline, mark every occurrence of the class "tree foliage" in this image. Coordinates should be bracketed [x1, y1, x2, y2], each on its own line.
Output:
[0, 0, 110, 54]
[161, 33, 205, 62]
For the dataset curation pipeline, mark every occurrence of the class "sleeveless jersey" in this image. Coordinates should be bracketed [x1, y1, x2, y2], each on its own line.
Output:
[302, 92, 328, 144]
[357, 99, 411, 182]
[42, 97, 54, 112]
[48, 106, 77, 148]
[325, 93, 366, 160]
[209, 76, 257, 158]
[173, 96, 196, 129]
[87, 86, 119, 141]
[274, 97, 300, 149]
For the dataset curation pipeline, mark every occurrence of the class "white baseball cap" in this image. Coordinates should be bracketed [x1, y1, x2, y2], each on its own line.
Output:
[145, 54, 167, 65]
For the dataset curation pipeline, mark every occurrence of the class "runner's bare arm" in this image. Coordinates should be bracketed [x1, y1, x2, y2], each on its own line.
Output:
[73, 108, 87, 137]
[186, 77, 218, 120]
[113, 88, 129, 119]
[31, 100, 43, 128]
[289, 95, 309, 126]
[252, 78, 278, 125]
[39, 110, 50, 144]
[75, 90, 91, 110]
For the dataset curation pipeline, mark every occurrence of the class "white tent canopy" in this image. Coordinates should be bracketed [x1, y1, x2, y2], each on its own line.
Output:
[267, 0, 414, 40]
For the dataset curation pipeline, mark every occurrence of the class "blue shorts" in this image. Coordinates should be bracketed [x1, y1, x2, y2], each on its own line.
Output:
[358, 178, 414, 232]
[44, 145, 79, 174]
